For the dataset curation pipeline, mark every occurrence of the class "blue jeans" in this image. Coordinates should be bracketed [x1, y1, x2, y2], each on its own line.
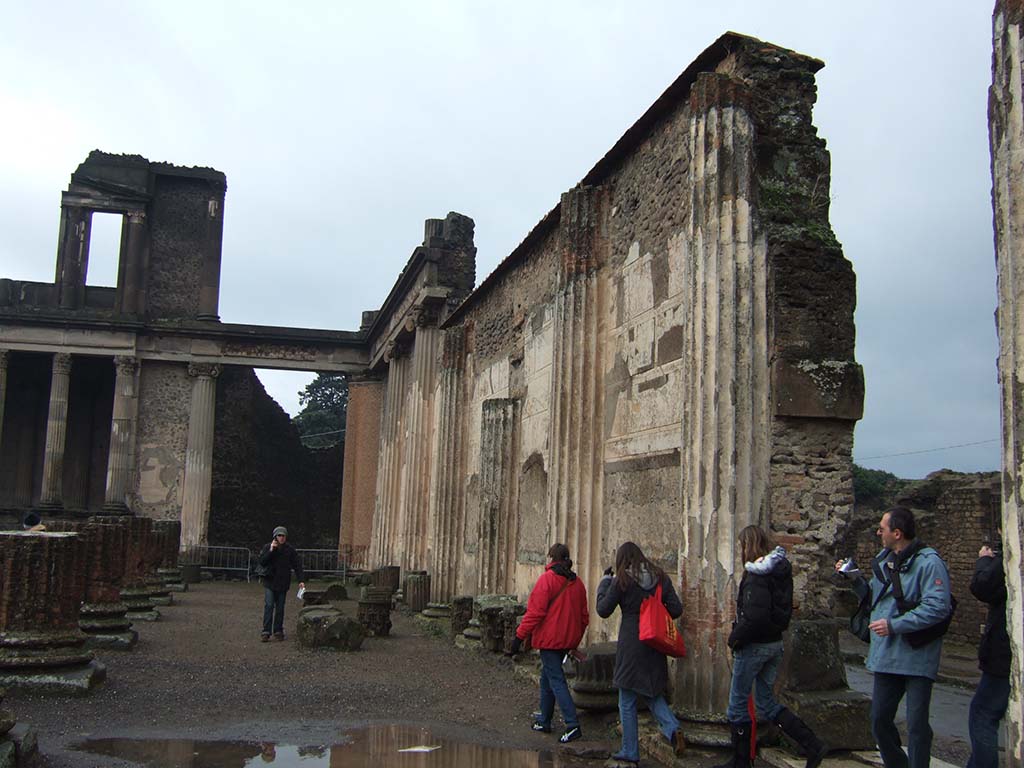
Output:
[727, 641, 784, 723]
[871, 672, 934, 768]
[614, 687, 681, 763]
[263, 588, 286, 636]
[537, 650, 579, 730]
[967, 672, 1010, 768]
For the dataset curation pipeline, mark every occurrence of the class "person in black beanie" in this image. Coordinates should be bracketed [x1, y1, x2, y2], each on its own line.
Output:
[966, 544, 1010, 768]
[257, 526, 304, 642]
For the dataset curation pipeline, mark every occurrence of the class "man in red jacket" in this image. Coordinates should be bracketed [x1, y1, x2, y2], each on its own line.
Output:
[510, 543, 589, 743]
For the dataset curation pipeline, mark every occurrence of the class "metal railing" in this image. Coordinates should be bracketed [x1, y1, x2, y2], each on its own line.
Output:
[179, 545, 254, 582]
[296, 548, 365, 579]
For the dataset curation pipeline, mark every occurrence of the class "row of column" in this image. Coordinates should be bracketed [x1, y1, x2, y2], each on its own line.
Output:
[0, 351, 141, 514]
[0, 350, 218, 544]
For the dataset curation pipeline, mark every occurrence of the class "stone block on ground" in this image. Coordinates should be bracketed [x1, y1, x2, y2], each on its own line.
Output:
[301, 581, 348, 607]
[296, 608, 366, 651]
[5, 723, 38, 766]
[450, 595, 474, 636]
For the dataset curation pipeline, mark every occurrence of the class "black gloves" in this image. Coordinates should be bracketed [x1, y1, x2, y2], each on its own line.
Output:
[509, 636, 523, 656]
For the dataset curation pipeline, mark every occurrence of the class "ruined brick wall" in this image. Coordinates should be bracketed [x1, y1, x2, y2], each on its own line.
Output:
[209, 366, 342, 552]
[133, 361, 190, 519]
[843, 471, 1000, 647]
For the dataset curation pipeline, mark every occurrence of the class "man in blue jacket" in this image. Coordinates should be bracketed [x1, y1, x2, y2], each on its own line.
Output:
[864, 506, 951, 768]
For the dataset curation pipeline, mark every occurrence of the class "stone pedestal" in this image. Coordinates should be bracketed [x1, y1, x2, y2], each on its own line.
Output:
[779, 619, 873, 749]
[143, 524, 173, 607]
[450, 595, 474, 637]
[570, 641, 618, 711]
[357, 587, 393, 637]
[455, 618, 483, 651]
[118, 517, 160, 622]
[155, 520, 186, 593]
[0, 532, 106, 694]
[404, 572, 431, 612]
[474, 594, 520, 653]
[46, 519, 137, 650]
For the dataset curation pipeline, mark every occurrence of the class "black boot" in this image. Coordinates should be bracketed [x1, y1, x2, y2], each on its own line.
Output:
[776, 708, 827, 768]
[714, 722, 753, 768]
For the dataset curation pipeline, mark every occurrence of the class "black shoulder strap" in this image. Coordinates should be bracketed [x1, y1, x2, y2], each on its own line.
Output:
[548, 577, 572, 609]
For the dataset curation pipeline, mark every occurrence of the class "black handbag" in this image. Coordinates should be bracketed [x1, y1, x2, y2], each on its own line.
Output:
[890, 566, 956, 648]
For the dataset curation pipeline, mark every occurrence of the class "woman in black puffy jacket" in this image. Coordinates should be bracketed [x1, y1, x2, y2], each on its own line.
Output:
[716, 526, 826, 768]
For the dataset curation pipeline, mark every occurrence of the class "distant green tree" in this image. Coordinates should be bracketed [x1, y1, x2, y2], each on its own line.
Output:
[852, 464, 898, 506]
[292, 374, 348, 448]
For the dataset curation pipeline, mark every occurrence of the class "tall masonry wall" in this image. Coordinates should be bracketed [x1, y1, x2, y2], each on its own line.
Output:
[363, 32, 863, 724]
[990, 2, 1024, 765]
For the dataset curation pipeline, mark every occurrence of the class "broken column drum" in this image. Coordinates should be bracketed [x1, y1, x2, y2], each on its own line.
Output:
[371, 566, 400, 592]
[403, 571, 430, 612]
[45, 519, 137, 650]
[154, 520, 186, 592]
[450, 595, 474, 637]
[142, 524, 173, 607]
[118, 516, 160, 621]
[0, 532, 106, 693]
[570, 641, 618, 711]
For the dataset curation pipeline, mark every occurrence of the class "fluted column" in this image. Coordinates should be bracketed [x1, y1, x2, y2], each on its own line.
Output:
[179, 363, 220, 551]
[39, 352, 73, 510]
[371, 343, 409, 568]
[677, 74, 767, 715]
[103, 356, 139, 513]
[398, 313, 441, 572]
[428, 328, 467, 601]
[477, 398, 520, 594]
[0, 350, 8, 455]
[547, 185, 607, 615]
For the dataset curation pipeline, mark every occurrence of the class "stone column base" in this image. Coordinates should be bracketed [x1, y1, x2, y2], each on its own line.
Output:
[84, 629, 138, 650]
[0, 660, 106, 696]
[780, 688, 874, 750]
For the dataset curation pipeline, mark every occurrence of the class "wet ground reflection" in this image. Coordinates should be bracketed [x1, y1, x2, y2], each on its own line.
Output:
[72, 724, 582, 767]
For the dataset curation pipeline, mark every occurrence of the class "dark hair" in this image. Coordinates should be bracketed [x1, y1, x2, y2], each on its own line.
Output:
[613, 541, 665, 587]
[22, 512, 41, 529]
[738, 525, 774, 564]
[548, 543, 570, 563]
[886, 506, 916, 540]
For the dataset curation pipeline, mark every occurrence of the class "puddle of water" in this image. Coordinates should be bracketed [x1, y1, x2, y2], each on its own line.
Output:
[72, 724, 576, 767]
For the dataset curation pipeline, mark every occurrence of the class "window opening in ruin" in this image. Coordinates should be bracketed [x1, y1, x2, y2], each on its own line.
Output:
[85, 212, 123, 287]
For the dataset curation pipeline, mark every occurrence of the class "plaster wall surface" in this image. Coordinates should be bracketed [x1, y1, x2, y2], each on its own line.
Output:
[990, 2, 1024, 762]
[133, 361, 190, 519]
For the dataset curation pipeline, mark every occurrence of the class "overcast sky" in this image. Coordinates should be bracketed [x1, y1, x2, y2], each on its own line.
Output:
[1, 2, 997, 480]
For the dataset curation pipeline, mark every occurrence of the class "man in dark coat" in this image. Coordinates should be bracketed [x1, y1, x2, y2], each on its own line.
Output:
[258, 526, 305, 642]
[966, 544, 1010, 768]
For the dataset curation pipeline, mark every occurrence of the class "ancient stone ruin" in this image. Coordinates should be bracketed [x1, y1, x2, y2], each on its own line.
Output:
[0, 30, 871, 739]
[337, 32, 864, 738]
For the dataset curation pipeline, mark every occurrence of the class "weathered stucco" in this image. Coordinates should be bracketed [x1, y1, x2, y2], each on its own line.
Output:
[990, 2, 1024, 764]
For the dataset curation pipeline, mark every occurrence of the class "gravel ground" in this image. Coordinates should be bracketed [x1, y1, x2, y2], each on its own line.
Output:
[8, 581, 610, 767]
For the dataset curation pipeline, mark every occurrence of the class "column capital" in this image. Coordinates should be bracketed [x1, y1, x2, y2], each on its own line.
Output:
[383, 339, 411, 363]
[126, 210, 146, 226]
[52, 352, 72, 375]
[113, 356, 139, 376]
[187, 362, 221, 379]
